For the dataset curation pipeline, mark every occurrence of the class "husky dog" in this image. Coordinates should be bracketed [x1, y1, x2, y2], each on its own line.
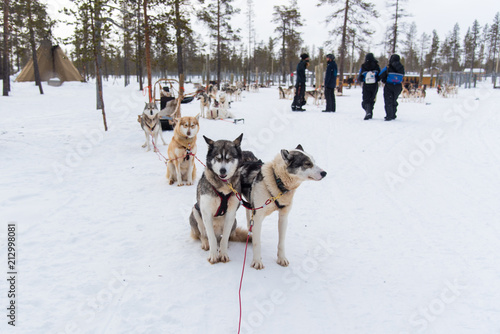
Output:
[166, 115, 200, 186]
[234, 88, 242, 102]
[219, 92, 229, 110]
[140, 102, 167, 152]
[207, 99, 220, 119]
[189, 134, 249, 264]
[197, 92, 211, 118]
[208, 83, 218, 99]
[278, 86, 286, 99]
[217, 92, 235, 119]
[240, 145, 327, 269]
[224, 87, 235, 101]
[306, 89, 325, 106]
[159, 98, 178, 118]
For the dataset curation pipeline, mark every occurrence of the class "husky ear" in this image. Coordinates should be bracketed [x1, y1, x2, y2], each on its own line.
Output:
[195, 113, 200, 120]
[295, 144, 304, 151]
[204, 135, 214, 146]
[281, 149, 291, 164]
[233, 133, 243, 147]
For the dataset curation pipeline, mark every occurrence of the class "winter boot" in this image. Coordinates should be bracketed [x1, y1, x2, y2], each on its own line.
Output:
[363, 104, 373, 120]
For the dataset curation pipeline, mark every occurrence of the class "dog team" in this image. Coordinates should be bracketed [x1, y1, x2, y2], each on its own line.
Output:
[196, 83, 239, 119]
[139, 95, 327, 270]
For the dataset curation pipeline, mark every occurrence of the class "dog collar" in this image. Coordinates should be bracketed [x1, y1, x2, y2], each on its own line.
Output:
[273, 173, 289, 194]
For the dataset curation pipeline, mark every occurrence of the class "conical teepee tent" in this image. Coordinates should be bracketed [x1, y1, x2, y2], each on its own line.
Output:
[16, 41, 83, 83]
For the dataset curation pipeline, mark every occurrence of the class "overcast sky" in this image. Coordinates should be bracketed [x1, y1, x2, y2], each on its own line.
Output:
[46, 0, 499, 57]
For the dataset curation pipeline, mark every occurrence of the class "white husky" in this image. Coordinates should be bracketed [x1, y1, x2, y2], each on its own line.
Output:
[240, 145, 327, 269]
[139, 102, 167, 152]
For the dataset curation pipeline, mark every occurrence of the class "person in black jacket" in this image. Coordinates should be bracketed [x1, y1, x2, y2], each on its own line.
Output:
[323, 53, 338, 112]
[357, 53, 380, 120]
[291, 53, 309, 111]
[379, 54, 405, 121]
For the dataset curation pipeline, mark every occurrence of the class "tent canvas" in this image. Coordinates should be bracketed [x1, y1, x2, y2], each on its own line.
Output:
[15, 42, 83, 82]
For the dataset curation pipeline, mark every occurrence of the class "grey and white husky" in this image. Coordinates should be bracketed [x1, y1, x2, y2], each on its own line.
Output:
[240, 145, 327, 269]
[189, 134, 249, 264]
[140, 102, 167, 152]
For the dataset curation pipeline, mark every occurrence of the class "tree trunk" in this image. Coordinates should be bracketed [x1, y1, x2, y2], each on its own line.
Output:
[91, 1, 108, 131]
[124, 40, 129, 86]
[27, 0, 43, 94]
[392, 0, 399, 54]
[216, 0, 221, 88]
[282, 22, 286, 84]
[143, 0, 152, 102]
[136, 2, 143, 91]
[3, 0, 10, 96]
[491, 33, 498, 73]
[338, 0, 350, 95]
[174, 0, 184, 96]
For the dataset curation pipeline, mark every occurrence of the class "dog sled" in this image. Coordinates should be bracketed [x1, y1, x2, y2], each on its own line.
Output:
[152, 78, 197, 130]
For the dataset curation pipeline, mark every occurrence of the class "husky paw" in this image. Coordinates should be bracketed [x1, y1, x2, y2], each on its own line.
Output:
[168, 179, 175, 185]
[146, 147, 151, 152]
[208, 252, 219, 264]
[219, 253, 230, 263]
[177, 182, 185, 187]
[142, 143, 147, 148]
[277, 257, 289, 267]
[251, 260, 265, 270]
[201, 240, 209, 251]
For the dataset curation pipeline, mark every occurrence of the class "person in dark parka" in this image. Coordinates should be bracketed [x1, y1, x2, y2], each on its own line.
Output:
[379, 54, 405, 121]
[358, 53, 380, 120]
[291, 53, 309, 111]
[323, 54, 338, 112]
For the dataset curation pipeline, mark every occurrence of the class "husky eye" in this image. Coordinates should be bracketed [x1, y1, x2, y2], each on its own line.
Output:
[191, 124, 196, 128]
[304, 162, 313, 168]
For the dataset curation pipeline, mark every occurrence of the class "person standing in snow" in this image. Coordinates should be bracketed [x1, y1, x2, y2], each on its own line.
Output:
[379, 54, 405, 121]
[358, 53, 381, 120]
[291, 53, 309, 111]
[323, 53, 338, 112]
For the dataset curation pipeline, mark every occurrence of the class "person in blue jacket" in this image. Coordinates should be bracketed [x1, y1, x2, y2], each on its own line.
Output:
[291, 53, 309, 111]
[357, 53, 380, 120]
[323, 53, 338, 112]
[379, 54, 405, 121]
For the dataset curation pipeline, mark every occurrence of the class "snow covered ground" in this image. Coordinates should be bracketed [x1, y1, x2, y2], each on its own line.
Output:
[1, 78, 500, 334]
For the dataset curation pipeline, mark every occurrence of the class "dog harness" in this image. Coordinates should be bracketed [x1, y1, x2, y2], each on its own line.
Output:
[142, 115, 159, 134]
[184, 143, 192, 161]
[212, 186, 233, 217]
[272, 173, 289, 209]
